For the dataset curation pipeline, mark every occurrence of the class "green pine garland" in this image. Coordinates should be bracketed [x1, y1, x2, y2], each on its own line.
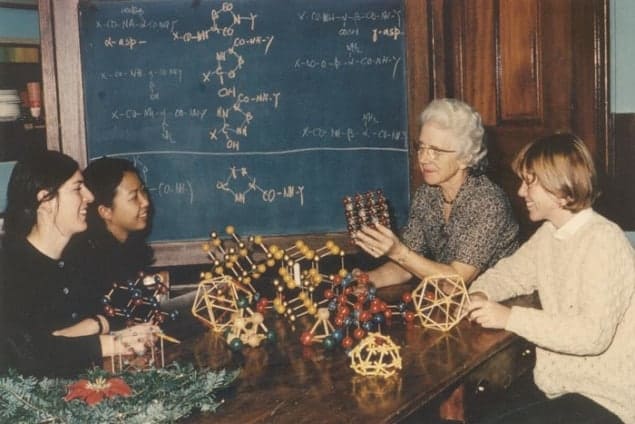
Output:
[0, 363, 238, 424]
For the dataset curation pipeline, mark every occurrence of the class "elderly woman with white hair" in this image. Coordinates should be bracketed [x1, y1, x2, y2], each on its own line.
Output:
[355, 98, 519, 288]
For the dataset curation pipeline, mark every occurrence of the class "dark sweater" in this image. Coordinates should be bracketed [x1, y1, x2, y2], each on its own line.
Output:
[1, 238, 103, 377]
[64, 229, 155, 327]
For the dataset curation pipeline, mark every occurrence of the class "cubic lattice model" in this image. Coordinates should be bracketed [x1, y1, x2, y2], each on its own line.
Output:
[343, 190, 390, 238]
[102, 272, 176, 325]
[191, 275, 253, 333]
[411, 275, 470, 331]
[271, 239, 346, 325]
[202, 226, 273, 291]
[349, 332, 402, 377]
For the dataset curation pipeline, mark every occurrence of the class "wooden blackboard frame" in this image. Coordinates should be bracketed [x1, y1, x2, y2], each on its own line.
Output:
[39, 0, 430, 266]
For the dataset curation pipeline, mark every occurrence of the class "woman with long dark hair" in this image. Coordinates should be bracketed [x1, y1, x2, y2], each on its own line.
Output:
[1, 151, 156, 376]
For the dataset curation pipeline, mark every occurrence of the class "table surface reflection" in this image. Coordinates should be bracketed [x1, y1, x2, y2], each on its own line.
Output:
[165, 289, 532, 424]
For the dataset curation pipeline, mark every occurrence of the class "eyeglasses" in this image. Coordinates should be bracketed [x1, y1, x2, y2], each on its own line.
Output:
[416, 143, 457, 160]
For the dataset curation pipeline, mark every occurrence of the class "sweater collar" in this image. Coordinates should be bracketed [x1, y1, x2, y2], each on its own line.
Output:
[551, 208, 594, 240]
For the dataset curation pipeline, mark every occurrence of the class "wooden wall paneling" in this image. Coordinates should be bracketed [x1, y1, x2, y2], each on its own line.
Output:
[428, 0, 449, 100]
[539, 0, 572, 133]
[405, 0, 430, 194]
[493, 1, 574, 143]
[408, 0, 453, 192]
[612, 114, 635, 230]
[434, 0, 610, 237]
[571, 0, 610, 174]
[569, 0, 613, 223]
[443, 0, 462, 100]
[498, 0, 542, 121]
[459, 0, 497, 126]
[438, 0, 498, 125]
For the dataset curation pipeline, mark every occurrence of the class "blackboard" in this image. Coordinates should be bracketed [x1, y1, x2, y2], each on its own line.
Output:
[78, 0, 410, 242]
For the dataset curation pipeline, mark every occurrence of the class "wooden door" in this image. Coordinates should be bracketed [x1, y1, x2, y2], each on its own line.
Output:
[414, 0, 609, 237]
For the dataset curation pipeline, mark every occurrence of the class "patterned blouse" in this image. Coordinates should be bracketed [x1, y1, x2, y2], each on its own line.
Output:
[401, 174, 519, 270]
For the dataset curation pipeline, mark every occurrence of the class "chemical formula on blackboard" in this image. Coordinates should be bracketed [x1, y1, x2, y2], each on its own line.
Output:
[79, 0, 410, 241]
[216, 165, 305, 206]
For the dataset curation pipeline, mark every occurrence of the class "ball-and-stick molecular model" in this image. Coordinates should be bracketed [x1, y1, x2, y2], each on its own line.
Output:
[203, 226, 273, 291]
[385, 290, 418, 325]
[271, 239, 346, 325]
[349, 332, 402, 377]
[411, 275, 470, 331]
[305, 271, 391, 351]
[343, 190, 390, 238]
[300, 307, 336, 347]
[225, 310, 271, 350]
[102, 272, 177, 325]
[193, 228, 410, 360]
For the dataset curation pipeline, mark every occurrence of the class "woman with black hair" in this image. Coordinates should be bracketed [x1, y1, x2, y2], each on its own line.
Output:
[65, 157, 155, 305]
[1, 151, 156, 376]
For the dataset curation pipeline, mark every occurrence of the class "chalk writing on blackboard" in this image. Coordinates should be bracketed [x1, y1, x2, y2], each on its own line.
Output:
[132, 156, 194, 205]
[216, 165, 305, 206]
[172, 2, 258, 42]
[103, 36, 147, 49]
[80, 0, 410, 241]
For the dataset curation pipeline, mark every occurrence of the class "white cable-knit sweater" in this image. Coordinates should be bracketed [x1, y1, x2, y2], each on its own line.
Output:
[470, 209, 635, 423]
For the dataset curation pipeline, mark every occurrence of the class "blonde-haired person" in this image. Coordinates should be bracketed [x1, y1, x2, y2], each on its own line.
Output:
[355, 98, 519, 288]
[468, 133, 634, 424]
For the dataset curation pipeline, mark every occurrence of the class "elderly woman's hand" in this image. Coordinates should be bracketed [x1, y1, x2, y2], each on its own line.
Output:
[354, 222, 404, 259]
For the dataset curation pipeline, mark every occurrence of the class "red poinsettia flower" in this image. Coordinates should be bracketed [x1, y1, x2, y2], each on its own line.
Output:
[64, 377, 132, 405]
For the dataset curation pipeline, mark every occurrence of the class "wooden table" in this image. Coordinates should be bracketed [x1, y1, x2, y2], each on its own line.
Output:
[165, 290, 535, 424]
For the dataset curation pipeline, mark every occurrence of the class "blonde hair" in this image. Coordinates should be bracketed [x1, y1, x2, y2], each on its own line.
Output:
[512, 133, 599, 212]
[420, 98, 487, 173]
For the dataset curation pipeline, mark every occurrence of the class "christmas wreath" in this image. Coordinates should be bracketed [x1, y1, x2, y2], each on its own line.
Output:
[0, 362, 238, 423]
